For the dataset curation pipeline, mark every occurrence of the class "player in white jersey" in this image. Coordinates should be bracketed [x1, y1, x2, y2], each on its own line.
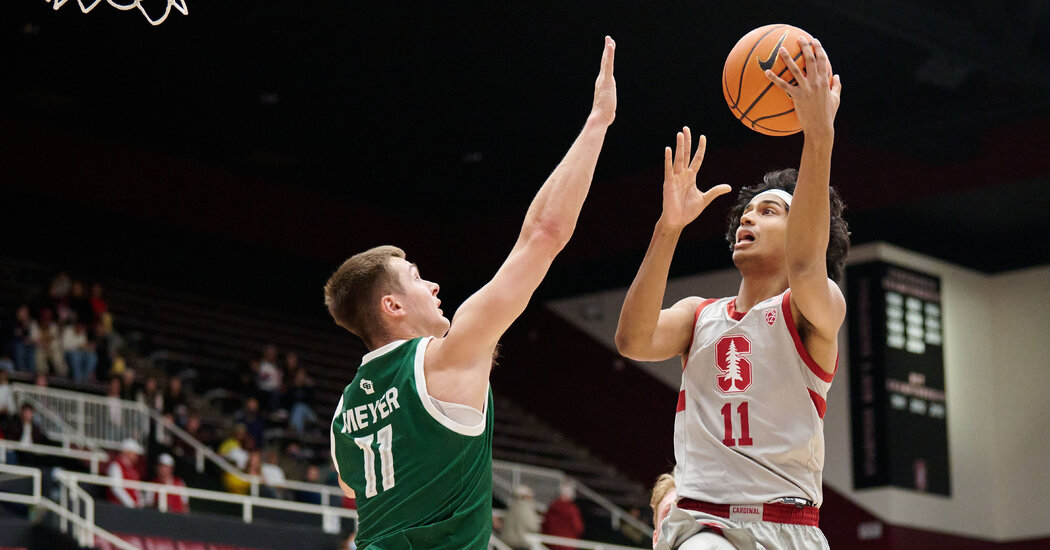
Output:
[616, 38, 848, 549]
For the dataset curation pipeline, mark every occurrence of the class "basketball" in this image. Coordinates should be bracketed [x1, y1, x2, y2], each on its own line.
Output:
[722, 24, 820, 136]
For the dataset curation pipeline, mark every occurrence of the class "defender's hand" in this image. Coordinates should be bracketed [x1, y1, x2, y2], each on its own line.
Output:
[660, 127, 731, 230]
[590, 36, 617, 127]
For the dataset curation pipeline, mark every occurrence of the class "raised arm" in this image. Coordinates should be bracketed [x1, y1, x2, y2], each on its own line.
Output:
[615, 128, 731, 361]
[766, 38, 846, 359]
[424, 37, 617, 408]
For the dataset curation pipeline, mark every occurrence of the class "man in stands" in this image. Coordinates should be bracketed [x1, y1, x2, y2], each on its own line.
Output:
[107, 438, 144, 507]
[145, 453, 189, 513]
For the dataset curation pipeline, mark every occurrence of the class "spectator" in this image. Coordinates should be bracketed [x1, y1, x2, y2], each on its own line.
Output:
[256, 345, 282, 412]
[502, 485, 541, 550]
[153, 412, 177, 455]
[286, 367, 317, 436]
[234, 397, 266, 450]
[107, 438, 144, 508]
[10, 305, 36, 373]
[171, 413, 204, 463]
[295, 464, 323, 505]
[260, 448, 288, 499]
[542, 482, 585, 550]
[223, 449, 261, 495]
[0, 354, 14, 375]
[0, 370, 14, 424]
[94, 313, 124, 379]
[279, 442, 306, 482]
[106, 376, 124, 429]
[162, 377, 189, 425]
[136, 376, 164, 413]
[48, 272, 73, 305]
[89, 283, 109, 322]
[621, 507, 649, 547]
[218, 423, 251, 470]
[62, 321, 97, 383]
[120, 368, 139, 401]
[5, 403, 54, 448]
[31, 309, 66, 377]
[145, 453, 189, 513]
[70, 281, 93, 326]
[649, 472, 676, 549]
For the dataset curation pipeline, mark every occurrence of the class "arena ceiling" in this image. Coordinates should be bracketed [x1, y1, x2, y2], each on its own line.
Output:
[3, 1, 1049, 309]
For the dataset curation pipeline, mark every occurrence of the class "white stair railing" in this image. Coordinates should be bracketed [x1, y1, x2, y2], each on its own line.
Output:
[55, 470, 357, 536]
[11, 383, 149, 451]
[492, 460, 653, 539]
[0, 440, 108, 474]
[0, 463, 138, 550]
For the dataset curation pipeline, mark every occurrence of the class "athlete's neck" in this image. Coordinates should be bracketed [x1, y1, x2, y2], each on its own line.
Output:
[735, 272, 789, 313]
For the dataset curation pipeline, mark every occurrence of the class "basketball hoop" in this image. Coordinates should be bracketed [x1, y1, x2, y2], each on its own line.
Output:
[45, 0, 188, 26]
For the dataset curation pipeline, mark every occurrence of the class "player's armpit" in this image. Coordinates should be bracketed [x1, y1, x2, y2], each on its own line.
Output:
[338, 477, 355, 499]
[789, 278, 844, 374]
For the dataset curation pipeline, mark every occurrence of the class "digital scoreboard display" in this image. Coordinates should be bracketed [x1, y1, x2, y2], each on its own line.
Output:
[847, 261, 951, 495]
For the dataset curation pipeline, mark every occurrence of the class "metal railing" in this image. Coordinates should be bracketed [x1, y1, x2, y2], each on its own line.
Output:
[0, 463, 138, 550]
[11, 383, 150, 451]
[0, 440, 108, 474]
[144, 408, 347, 503]
[493, 460, 653, 539]
[56, 470, 358, 539]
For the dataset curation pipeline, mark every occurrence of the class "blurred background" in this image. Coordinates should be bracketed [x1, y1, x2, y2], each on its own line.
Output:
[1, 2, 1049, 549]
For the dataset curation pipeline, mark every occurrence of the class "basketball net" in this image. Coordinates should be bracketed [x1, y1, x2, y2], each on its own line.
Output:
[45, 0, 188, 26]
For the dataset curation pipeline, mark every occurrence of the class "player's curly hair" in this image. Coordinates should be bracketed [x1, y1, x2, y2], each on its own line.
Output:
[724, 168, 850, 282]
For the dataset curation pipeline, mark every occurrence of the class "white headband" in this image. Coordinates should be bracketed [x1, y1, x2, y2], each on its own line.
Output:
[749, 189, 793, 207]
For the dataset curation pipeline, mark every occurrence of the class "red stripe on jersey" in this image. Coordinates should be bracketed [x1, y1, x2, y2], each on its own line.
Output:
[808, 388, 827, 419]
[683, 299, 718, 371]
[726, 299, 747, 321]
[782, 291, 837, 383]
[676, 390, 686, 413]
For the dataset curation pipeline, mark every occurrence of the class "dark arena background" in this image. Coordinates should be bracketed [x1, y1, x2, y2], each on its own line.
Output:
[1, 2, 1049, 549]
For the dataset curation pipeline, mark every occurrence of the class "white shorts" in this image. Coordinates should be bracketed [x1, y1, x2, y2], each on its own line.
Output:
[655, 505, 830, 550]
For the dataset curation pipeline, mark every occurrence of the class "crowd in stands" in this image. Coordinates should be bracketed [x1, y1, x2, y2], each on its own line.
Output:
[0, 270, 342, 519]
[3, 273, 120, 383]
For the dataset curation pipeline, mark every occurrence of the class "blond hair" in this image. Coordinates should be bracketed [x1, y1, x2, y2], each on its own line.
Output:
[323, 245, 405, 341]
[649, 473, 675, 519]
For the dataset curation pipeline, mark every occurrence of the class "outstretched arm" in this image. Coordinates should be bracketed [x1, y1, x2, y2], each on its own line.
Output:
[425, 37, 617, 409]
[615, 128, 731, 361]
[767, 37, 845, 369]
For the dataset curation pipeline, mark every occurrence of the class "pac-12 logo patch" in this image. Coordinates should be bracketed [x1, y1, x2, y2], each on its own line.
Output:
[763, 308, 777, 326]
[360, 379, 375, 395]
[715, 335, 753, 393]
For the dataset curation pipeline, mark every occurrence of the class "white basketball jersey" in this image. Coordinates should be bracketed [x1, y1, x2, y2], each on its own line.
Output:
[674, 290, 834, 507]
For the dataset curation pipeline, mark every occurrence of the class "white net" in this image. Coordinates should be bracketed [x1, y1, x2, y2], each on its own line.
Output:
[45, 0, 188, 26]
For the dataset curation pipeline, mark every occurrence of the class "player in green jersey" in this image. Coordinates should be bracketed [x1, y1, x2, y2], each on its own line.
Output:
[324, 36, 617, 549]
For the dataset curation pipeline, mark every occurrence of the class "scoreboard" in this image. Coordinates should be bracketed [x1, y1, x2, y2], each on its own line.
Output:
[847, 261, 951, 495]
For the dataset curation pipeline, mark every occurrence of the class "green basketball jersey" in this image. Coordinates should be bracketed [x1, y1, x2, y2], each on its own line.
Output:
[330, 337, 494, 549]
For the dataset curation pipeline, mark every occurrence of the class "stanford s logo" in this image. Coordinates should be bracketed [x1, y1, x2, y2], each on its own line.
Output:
[763, 308, 777, 326]
[715, 335, 753, 393]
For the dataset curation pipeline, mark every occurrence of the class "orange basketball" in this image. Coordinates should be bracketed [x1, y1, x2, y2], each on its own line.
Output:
[722, 24, 818, 136]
